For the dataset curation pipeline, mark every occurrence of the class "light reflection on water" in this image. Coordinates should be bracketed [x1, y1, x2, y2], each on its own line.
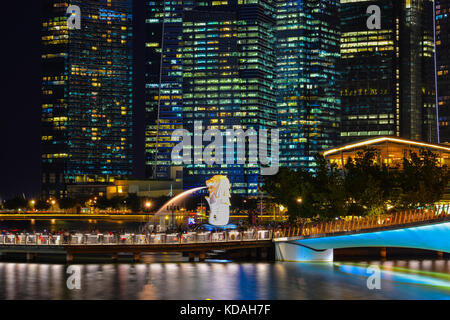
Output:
[0, 219, 147, 233]
[0, 257, 448, 300]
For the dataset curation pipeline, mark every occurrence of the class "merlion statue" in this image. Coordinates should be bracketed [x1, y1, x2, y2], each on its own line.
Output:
[205, 175, 231, 226]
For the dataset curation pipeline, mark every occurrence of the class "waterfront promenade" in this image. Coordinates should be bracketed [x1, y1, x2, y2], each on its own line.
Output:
[0, 229, 274, 262]
[0, 205, 448, 262]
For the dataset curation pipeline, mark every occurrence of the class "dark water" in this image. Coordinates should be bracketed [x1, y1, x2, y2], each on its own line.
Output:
[0, 257, 448, 300]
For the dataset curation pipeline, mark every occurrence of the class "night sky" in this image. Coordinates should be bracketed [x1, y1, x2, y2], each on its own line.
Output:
[0, 1, 146, 200]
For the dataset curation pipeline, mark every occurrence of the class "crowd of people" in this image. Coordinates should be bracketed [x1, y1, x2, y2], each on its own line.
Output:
[0, 217, 301, 244]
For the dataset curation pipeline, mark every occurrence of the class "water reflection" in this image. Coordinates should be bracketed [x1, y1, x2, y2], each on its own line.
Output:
[0, 219, 146, 233]
[0, 258, 448, 300]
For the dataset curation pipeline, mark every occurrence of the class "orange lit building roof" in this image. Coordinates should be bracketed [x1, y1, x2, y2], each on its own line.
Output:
[321, 136, 450, 168]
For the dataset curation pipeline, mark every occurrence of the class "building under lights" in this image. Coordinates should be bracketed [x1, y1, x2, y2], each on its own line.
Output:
[321, 136, 450, 169]
[276, 0, 341, 171]
[145, 1, 277, 195]
[145, 1, 194, 180]
[181, 1, 277, 196]
[340, 0, 437, 144]
[436, 0, 450, 143]
[41, 0, 133, 199]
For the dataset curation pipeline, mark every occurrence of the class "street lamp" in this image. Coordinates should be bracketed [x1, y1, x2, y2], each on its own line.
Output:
[297, 197, 303, 204]
[145, 201, 152, 213]
[29, 200, 36, 212]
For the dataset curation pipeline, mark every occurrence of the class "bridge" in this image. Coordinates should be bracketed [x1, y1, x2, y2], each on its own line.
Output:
[0, 206, 449, 263]
[0, 230, 273, 262]
[273, 206, 450, 261]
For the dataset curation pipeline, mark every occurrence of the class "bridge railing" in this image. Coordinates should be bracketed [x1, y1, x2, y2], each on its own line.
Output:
[0, 229, 273, 246]
[275, 204, 450, 239]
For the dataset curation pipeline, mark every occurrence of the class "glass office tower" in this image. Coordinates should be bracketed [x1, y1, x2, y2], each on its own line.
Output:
[340, 0, 437, 144]
[181, 1, 276, 195]
[276, 0, 341, 171]
[436, 0, 450, 143]
[41, 0, 133, 198]
[145, 1, 194, 180]
[145, 1, 276, 195]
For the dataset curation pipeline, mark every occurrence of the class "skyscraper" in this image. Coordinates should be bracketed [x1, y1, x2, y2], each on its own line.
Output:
[145, 1, 194, 180]
[436, 0, 450, 143]
[41, 0, 133, 199]
[340, 0, 437, 144]
[276, 0, 341, 170]
[145, 1, 276, 195]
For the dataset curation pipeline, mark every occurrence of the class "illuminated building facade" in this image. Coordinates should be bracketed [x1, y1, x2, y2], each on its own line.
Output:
[340, 0, 437, 144]
[436, 0, 450, 143]
[145, 1, 276, 195]
[322, 136, 450, 169]
[41, 0, 133, 199]
[276, 0, 341, 171]
[181, 0, 277, 195]
[145, 1, 194, 180]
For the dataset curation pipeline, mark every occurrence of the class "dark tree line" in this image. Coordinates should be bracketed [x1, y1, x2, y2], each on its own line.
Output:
[263, 148, 450, 221]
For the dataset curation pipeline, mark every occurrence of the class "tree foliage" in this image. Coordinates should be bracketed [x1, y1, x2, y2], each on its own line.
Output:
[35, 200, 51, 211]
[4, 196, 28, 210]
[59, 197, 78, 210]
[263, 148, 450, 220]
[396, 150, 450, 209]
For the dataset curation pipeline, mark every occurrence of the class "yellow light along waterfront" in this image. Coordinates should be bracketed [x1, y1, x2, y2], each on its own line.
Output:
[0, 212, 288, 221]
